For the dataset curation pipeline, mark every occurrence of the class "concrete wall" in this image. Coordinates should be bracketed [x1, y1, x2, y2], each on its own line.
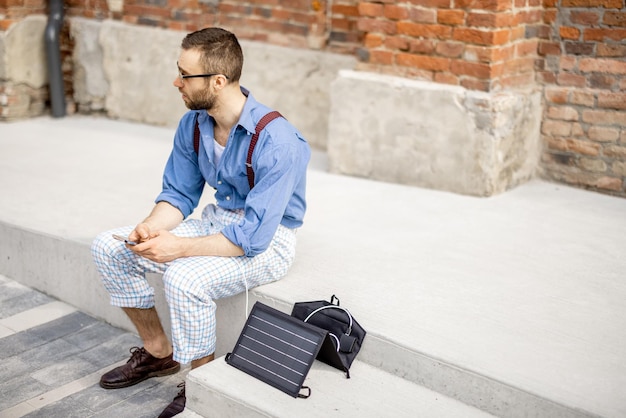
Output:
[0, 16, 48, 119]
[328, 71, 543, 196]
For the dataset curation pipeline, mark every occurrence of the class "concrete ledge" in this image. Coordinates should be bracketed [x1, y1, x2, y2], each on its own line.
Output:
[185, 356, 495, 418]
[327, 71, 542, 196]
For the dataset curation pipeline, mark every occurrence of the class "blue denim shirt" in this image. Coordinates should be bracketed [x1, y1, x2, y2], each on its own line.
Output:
[156, 90, 310, 257]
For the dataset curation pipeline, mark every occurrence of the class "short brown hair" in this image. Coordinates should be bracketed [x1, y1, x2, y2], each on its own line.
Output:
[181, 28, 243, 82]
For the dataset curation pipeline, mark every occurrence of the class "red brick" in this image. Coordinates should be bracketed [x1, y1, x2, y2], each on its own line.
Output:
[514, 9, 543, 25]
[570, 90, 596, 107]
[543, 9, 558, 24]
[515, 39, 539, 57]
[385, 35, 410, 50]
[397, 53, 450, 71]
[603, 144, 626, 158]
[542, 119, 573, 136]
[583, 109, 626, 125]
[588, 126, 620, 142]
[578, 157, 608, 172]
[408, 7, 437, 23]
[546, 137, 601, 155]
[613, 161, 626, 175]
[547, 105, 580, 121]
[579, 58, 626, 75]
[466, 11, 514, 28]
[538, 41, 561, 56]
[570, 10, 600, 26]
[437, 9, 465, 25]
[450, 60, 492, 78]
[465, 44, 514, 63]
[495, 72, 536, 89]
[561, 0, 622, 7]
[453, 28, 510, 46]
[545, 87, 570, 104]
[597, 43, 626, 57]
[358, 2, 384, 17]
[370, 49, 394, 65]
[332, 4, 359, 16]
[604, 11, 626, 27]
[584, 28, 626, 42]
[557, 72, 587, 87]
[597, 92, 626, 110]
[560, 56, 577, 71]
[408, 39, 436, 54]
[434, 72, 460, 85]
[398, 22, 452, 39]
[408, 0, 453, 8]
[436, 41, 465, 57]
[357, 17, 397, 34]
[560, 26, 580, 40]
[460, 78, 491, 92]
[455, 0, 513, 12]
[364, 33, 384, 48]
[595, 177, 623, 191]
[384, 4, 409, 20]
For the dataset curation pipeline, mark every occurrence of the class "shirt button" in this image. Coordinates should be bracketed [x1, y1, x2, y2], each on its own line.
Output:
[226, 196, 231, 201]
[217, 181, 222, 185]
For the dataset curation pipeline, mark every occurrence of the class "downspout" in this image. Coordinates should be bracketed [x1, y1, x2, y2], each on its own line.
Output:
[44, 0, 66, 118]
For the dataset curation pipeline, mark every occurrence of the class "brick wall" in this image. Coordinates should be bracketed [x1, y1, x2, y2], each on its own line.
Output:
[539, 0, 626, 196]
[1, 0, 624, 196]
[356, 0, 543, 92]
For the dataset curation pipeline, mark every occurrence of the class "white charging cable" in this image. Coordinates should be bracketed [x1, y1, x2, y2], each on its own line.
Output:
[235, 259, 249, 318]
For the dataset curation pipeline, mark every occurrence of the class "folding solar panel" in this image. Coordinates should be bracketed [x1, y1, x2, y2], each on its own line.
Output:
[225, 302, 328, 398]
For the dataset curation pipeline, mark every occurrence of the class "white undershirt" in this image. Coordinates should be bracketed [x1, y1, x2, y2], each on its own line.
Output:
[214, 139, 225, 166]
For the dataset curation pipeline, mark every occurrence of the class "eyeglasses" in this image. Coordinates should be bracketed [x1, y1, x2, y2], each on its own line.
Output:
[177, 70, 229, 82]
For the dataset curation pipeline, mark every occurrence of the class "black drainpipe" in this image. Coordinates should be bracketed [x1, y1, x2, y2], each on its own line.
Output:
[44, 0, 66, 118]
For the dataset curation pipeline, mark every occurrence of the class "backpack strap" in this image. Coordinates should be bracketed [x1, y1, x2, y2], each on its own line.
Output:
[246, 111, 282, 189]
[193, 111, 283, 190]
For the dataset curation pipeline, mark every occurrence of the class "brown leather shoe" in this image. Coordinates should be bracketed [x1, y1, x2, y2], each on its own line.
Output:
[100, 346, 180, 389]
[158, 382, 186, 418]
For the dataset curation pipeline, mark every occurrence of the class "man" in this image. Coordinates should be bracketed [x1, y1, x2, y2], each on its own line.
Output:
[91, 27, 310, 418]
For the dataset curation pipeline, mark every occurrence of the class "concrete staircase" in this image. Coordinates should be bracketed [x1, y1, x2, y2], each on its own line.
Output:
[1, 116, 625, 418]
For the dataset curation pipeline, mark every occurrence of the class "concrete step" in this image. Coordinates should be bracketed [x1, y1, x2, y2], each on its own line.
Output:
[183, 356, 496, 418]
[1, 116, 625, 418]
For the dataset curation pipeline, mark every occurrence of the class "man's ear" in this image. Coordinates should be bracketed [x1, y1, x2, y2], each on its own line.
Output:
[213, 74, 229, 90]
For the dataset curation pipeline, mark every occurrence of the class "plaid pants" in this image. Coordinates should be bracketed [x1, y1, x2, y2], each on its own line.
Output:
[91, 204, 297, 364]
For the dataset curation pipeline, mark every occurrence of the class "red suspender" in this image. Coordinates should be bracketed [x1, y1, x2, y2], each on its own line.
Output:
[245, 111, 282, 190]
[193, 111, 283, 190]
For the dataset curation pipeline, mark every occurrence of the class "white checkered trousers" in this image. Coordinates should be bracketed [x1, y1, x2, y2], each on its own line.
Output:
[91, 204, 297, 364]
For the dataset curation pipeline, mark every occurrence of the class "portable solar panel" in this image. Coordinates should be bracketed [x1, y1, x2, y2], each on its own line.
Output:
[225, 301, 328, 398]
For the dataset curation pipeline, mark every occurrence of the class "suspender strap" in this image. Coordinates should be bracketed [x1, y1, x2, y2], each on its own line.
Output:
[193, 110, 283, 190]
[246, 110, 282, 190]
[193, 114, 200, 154]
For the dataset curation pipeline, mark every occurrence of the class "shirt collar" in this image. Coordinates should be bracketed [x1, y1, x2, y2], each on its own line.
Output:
[195, 86, 259, 136]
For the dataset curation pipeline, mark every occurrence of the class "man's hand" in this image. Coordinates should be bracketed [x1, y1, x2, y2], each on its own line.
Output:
[130, 230, 183, 263]
[128, 223, 157, 245]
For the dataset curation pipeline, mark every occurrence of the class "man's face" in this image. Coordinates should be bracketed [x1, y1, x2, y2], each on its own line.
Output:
[174, 49, 217, 111]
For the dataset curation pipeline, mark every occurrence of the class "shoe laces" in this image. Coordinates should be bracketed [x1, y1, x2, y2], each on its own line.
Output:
[175, 382, 185, 399]
[127, 346, 147, 364]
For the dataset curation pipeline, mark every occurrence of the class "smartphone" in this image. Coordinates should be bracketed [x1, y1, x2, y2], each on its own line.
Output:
[112, 234, 137, 246]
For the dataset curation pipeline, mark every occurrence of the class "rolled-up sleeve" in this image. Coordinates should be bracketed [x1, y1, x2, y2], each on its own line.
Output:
[221, 132, 309, 256]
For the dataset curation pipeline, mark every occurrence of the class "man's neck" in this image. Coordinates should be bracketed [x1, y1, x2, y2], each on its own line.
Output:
[210, 84, 247, 141]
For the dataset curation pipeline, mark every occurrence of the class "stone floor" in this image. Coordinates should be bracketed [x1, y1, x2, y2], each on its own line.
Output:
[0, 274, 188, 418]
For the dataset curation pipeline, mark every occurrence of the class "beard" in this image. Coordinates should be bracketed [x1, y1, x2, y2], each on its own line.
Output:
[183, 88, 217, 111]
